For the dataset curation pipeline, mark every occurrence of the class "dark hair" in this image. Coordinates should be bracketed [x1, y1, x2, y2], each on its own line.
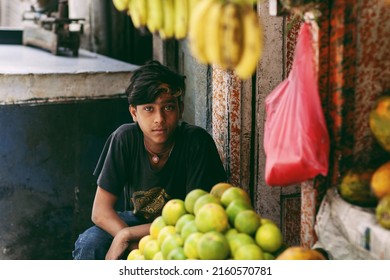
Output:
[126, 60, 186, 106]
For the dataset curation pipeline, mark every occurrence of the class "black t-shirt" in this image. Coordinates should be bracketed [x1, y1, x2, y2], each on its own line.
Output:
[93, 122, 227, 220]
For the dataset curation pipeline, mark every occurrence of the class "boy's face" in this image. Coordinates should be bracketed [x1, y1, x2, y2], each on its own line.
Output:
[130, 92, 184, 148]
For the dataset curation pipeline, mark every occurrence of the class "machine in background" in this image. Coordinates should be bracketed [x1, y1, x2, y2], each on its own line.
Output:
[22, 0, 84, 56]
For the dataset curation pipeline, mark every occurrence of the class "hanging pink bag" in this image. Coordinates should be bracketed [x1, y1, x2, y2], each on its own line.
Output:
[264, 23, 329, 186]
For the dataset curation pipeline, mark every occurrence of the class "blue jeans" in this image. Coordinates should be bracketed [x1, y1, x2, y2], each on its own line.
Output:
[72, 211, 148, 260]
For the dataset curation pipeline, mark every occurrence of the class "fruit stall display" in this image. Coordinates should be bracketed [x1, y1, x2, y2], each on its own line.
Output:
[112, 0, 263, 80]
[127, 183, 325, 260]
[110, 0, 390, 259]
[315, 95, 390, 259]
[338, 95, 390, 230]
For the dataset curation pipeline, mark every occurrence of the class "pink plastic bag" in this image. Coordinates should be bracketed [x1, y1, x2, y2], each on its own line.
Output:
[264, 23, 329, 186]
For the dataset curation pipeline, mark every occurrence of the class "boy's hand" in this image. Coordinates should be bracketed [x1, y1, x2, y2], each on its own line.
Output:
[105, 227, 134, 260]
[105, 224, 150, 260]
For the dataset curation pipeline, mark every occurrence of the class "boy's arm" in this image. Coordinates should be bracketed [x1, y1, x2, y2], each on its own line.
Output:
[92, 186, 151, 259]
[105, 223, 151, 260]
[91, 186, 128, 237]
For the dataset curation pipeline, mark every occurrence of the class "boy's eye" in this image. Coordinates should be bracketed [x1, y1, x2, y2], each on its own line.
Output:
[164, 105, 174, 111]
[144, 106, 153, 112]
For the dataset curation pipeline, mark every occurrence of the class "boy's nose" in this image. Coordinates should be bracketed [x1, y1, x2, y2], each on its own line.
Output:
[154, 111, 165, 124]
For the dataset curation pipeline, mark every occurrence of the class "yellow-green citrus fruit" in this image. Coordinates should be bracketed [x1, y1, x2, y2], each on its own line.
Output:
[184, 189, 208, 213]
[149, 216, 166, 239]
[181, 220, 199, 240]
[152, 251, 164, 260]
[167, 247, 186, 260]
[157, 225, 176, 246]
[197, 231, 230, 260]
[193, 193, 220, 215]
[175, 213, 195, 233]
[261, 218, 276, 225]
[161, 233, 184, 259]
[162, 199, 187, 225]
[225, 228, 239, 240]
[255, 223, 283, 253]
[138, 234, 152, 254]
[210, 182, 234, 199]
[234, 209, 261, 235]
[263, 252, 275, 260]
[127, 249, 143, 260]
[195, 203, 229, 233]
[234, 243, 264, 260]
[220, 187, 251, 207]
[228, 232, 255, 256]
[143, 239, 160, 260]
[226, 199, 253, 225]
[183, 232, 203, 259]
[376, 194, 390, 229]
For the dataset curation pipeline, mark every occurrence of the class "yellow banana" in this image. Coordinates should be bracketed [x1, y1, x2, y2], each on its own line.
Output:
[137, 0, 148, 27]
[188, 0, 201, 22]
[204, 1, 224, 66]
[221, 2, 244, 69]
[234, 5, 263, 80]
[174, 0, 189, 39]
[188, 0, 201, 11]
[113, 0, 130, 12]
[188, 0, 216, 64]
[146, 0, 164, 34]
[160, 0, 175, 39]
[128, 0, 140, 28]
[129, 0, 148, 28]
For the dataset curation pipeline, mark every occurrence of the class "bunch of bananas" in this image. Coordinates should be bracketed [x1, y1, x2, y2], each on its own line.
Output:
[112, 0, 200, 40]
[113, 0, 263, 80]
[188, 0, 263, 80]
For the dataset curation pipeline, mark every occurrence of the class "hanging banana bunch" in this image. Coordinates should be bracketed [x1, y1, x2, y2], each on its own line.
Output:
[112, 0, 200, 40]
[112, 0, 263, 80]
[189, 0, 263, 80]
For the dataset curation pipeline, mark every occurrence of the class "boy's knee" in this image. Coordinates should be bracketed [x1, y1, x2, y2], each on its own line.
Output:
[73, 233, 94, 260]
[72, 227, 111, 260]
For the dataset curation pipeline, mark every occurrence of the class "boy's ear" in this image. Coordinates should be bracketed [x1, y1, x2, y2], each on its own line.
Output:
[129, 105, 137, 122]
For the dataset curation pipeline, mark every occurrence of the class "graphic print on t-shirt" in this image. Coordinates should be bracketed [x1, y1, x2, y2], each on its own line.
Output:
[131, 187, 170, 220]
